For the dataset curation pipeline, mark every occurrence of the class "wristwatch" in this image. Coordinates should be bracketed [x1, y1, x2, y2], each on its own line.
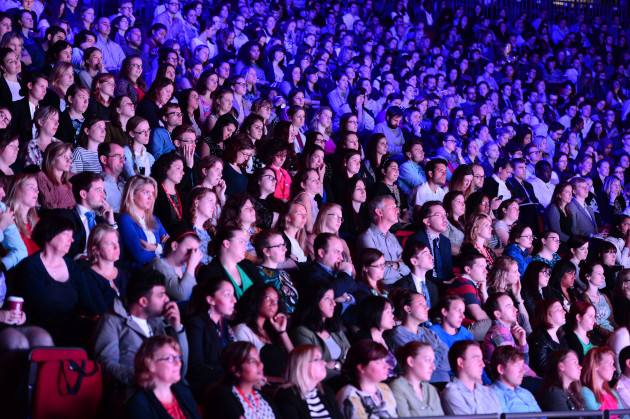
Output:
[334, 361, 342, 371]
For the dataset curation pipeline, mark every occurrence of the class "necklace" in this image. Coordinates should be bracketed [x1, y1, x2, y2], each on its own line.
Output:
[235, 386, 260, 418]
[161, 183, 182, 219]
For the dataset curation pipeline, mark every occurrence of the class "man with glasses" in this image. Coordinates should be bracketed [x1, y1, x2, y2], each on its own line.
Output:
[232, 14, 249, 51]
[356, 196, 410, 284]
[109, 0, 136, 27]
[94, 16, 125, 73]
[471, 163, 485, 191]
[149, 103, 181, 159]
[407, 201, 453, 285]
[152, 0, 184, 42]
[508, 158, 541, 235]
[57, 84, 89, 145]
[122, 26, 150, 75]
[523, 143, 541, 179]
[98, 142, 126, 213]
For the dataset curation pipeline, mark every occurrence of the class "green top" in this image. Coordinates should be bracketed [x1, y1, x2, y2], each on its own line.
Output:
[579, 335, 597, 356]
[225, 265, 254, 299]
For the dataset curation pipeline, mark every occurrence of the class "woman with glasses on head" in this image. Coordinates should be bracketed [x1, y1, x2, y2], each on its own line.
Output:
[502, 222, 534, 276]
[252, 229, 298, 314]
[122, 116, 154, 179]
[106, 95, 136, 146]
[34, 142, 75, 210]
[22, 105, 60, 168]
[205, 341, 280, 419]
[532, 230, 562, 268]
[126, 335, 200, 419]
[86, 73, 115, 121]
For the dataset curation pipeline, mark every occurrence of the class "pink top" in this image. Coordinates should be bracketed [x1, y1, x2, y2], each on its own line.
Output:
[269, 165, 291, 201]
[36, 171, 76, 210]
[600, 393, 620, 415]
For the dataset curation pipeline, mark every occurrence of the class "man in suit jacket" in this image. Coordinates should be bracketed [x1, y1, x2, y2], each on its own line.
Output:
[299, 233, 358, 300]
[569, 177, 598, 237]
[406, 201, 454, 284]
[10, 72, 48, 144]
[507, 158, 542, 235]
[53, 172, 116, 259]
[393, 240, 439, 308]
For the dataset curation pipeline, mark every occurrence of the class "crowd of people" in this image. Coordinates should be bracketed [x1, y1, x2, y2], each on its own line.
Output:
[2, 0, 630, 417]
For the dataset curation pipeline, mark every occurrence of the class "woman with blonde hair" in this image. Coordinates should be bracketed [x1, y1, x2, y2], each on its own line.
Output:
[277, 200, 309, 264]
[22, 105, 60, 168]
[118, 175, 169, 267]
[461, 212, 497, 271]
[274, 345, 343, 419]
[309, 107, 333, 153]
[487, 255, 532, 331]
[45, 61, 75, 111]
[6, 174, 39, 254]
[127, 335, 200, 418]
[84, 224, 129, 314]
[185, 187, 217, 265]
[306, 203, 353, 264]
[35, 142, 75, 209]
[581, 347, 623, 412]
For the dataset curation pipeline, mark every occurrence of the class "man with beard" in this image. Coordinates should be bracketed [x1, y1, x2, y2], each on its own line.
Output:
[373, 106, 405, 155]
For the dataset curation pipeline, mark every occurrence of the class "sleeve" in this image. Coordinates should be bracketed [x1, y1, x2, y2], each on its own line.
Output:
[274, 389, 302, 419]
[184, 316, 224, 385]
[545, 206, 570, 242]
[124, 392, 155, 419]
[0, 217, 27, 270]
[118, 214, 159, 264]
[426, 329, 451, 373]
[582, 387, 600, 411]
[71, 262, 98, 316]
[290, 326, 318, 348]
[85, 272, 109, 315]
[149, 129, 166, 159]
[399, 162, 425, 192]
[70, 148, 83, 173]
[122, 147, 136, 179]
[441, 386, 469, 415]
[92, 315, 135, 386]
[389, 381, 410, 417]
[156, 258, 195, 301]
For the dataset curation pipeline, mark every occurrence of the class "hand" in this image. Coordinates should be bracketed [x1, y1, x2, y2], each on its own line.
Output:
[490, 197, 502, 210]
[511, 324, 527, 345]
[0, 208, 15, 230]
[184, 144, 195, 168]
[139, 239, 158, 252]
[215, 179, 227, 203]
[100, 201, 115, 225]
[186, 248, 203, 271]
[269, 313, 287, 332]
[334, 293, 349, 303]
[512, 280, 522, 297]
[0, 309, 24, 325]
[163, 301, 181, 329]
[337, 261, 354, 273]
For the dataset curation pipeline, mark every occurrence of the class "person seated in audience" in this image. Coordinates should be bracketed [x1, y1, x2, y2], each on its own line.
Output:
[183, 277, 237, 400]
[35, 142, 76, 210]
[569, 176, 599, 238]
[394, 240, 438, 308]
[336, 340, 398, 418]
[223, 134, 254, 197]
[291, 169, 321, 234]
[354, 248, 389, 303]
[98, 142, 127, 214]
[152, 152, 188, 234]
[528, 300, 569, 376]
[118, 175, 169, 268]
[10, 72, 47, 143]
[565, 301, 598, 363]
[532, 230, 562, 268]
[205, 341, 280, 419]
[233, 283, 293, 384]
[126, 335, 200, 419]
[307, 203, 353, 268]
[429, 295, 475, 351]
[443, 191, 466, 254]
[409, 158, 446, 211]
[521, 261, 553, 318]
[604, 214, 630, 269]
[441, 340, 502, 415]
[597, 241, 622, 296]
[389, 342, 444, 417]
[84, 224, 129, 315]
[460, 212, 497, 272]
[14, 214, 97, 346]
[502, 222, 534, 276]
[71, 116, 107, 174]
[482, 292, 537, 379]
[615, 346, 630, 408]
[546, 259, 580, 312]
[183, 187, 216, 265]
[398, 139, 426, 196]
[545, 181, 574, 251]
[0, 172, 26, 270]
[197, 226, 263, 299]
[581, 347, 624, 412]
[93, 270, 188, 405]
[274, 344, 343, 419]
[251, 229, 299, 314]
[538, 350, 585, 411]
[486, 256, 531, 333]
[0, 130, 19, 176]
[277, 200, 309, 265]
[147, 227, 202, 302]
[22, 105, 61, 168]
[122, 116, 155, 179]
[148, 102, 181, 159]
[489, 346, 542, 413]
[247, 167, 283, 230]
[217, 193, 260, 261]
[580, 260, 618, 340]
[356, 195, 410, 285]
[567, 235, 590, 291]
[492, 199, 520, 248]
[339, 177, 371, 243]
[55, 171, 116, 259]
[57, 85, 90, 146]
[612, 269, 630, 326]
[527, 160, 554, 207]
[388, 289, 450, 383]
[6, 174, 41, 255]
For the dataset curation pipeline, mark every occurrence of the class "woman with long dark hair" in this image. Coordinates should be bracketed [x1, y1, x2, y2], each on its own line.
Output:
[115, 55, 146, 104]
[538, 350, 585, 411]
[521, 261, 552, 318]
[527, 299, 569, 376]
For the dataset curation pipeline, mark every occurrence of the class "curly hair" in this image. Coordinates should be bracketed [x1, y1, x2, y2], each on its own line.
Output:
[151, 152, 185, 185]
[134, 335, 182, 391]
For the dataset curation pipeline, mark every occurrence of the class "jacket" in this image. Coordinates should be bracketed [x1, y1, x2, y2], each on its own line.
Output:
[502, 243, 532, 275]
[406, 228, 454, 284]
[297, 260, 358, 298]
[290, 325, 350, 379]
[118, 213, 168, 267]
[538, 385, 581, 411]
[569, 198, 598, 237]
[275, 385, 343, 419]
[197, 257, 263, 287]
[527, 328, 568, 376]
[53, 207, 109, 259]
[125, 383, 200, 419]
[393, 273, 439, 308]
[10, 97, 34, 144]
[92, 298, 189, 401]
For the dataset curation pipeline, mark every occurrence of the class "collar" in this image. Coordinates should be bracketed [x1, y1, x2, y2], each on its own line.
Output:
[76, 204, 92, 217]
[493, 174, 506, 185]
[316, 261, 334, 276]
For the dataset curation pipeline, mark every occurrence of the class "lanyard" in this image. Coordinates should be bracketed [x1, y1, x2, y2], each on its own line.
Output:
[235, 386, 260, 418]
[161, 183, 182, 219]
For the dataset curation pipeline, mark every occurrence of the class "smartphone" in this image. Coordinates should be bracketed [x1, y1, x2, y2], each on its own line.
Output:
[497, 195, 503, 200]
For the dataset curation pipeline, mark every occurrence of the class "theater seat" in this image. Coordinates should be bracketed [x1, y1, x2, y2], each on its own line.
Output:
[28, 347, 103, 419]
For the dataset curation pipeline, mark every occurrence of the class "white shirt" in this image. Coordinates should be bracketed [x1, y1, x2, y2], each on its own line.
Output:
[411, 272, 428, 298]
[492, 174, 512, 200]
[527, 177, 554, 207]
[130, 315, 151, 337]
[28, 101, 37, 139]
[76, 204, 92, 255]
[5, 79, 22, 102]
[410, 181, 445, 210]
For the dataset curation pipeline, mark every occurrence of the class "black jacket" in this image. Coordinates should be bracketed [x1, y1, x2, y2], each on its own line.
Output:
[298, 260, 358, 298]
[136, 98, 161, 129]
[125, 383, 200, 419]
[537, 385, 581, 412]
[53, 207, 109, 259]
[275, 385, 343, 419]
[10, 97, 35, 144]
[527, 328, 568, 376]
[154, 185, 188, 235]
[564, 329, 590, 363]
[393, 273, 439, 308]
[406, 229, 454, 284]
[56, 108, 81, 145]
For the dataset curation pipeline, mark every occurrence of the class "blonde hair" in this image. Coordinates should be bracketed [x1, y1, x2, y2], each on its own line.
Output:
[49, 61, 74, 93]
[463, 212, 493, 246]
[487, 256, 518, 292]
[283, 345, 323, 398]
[309, 107, 333, 137]
[120, 175, 159, 231]
[87, 224, 119, 263]
[312, 203, 342, 236]
[6, 174, 39, 237]
[134, 336, 182, 391]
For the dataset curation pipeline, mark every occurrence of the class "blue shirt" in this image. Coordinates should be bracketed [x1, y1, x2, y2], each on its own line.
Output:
[398, 160, 426, 195]
[491, 380, 541, 413]
[503, 243, 533, 275]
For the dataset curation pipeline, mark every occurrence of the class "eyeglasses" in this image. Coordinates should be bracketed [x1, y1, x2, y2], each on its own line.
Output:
[167, 112, 184, 117]
[541, 271, 551, 277]
[266, 243, 287, 250]
[130, 63, 142, 69]
[134, 129, 150, 136]
[261, 174, 277, 182]
[473, 174, 484, 179]
[156, 355, 183, 364]
[108, 154, 126, 161]
[520, 235, 536, 239]
[545, 237, 560, 242]
[480, 201, 490, 207]
[427, 213, 447, 219]
[369, 263, 386, 269]
[0, 112, 10, 122]
[239, 151, 253, 158]
[327, 213, 344, 222]
[233, 82, 247, 87]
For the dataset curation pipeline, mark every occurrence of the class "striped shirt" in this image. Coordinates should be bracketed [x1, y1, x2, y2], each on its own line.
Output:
[71, 147, 102, 174]
[305, 389, 331, 419]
